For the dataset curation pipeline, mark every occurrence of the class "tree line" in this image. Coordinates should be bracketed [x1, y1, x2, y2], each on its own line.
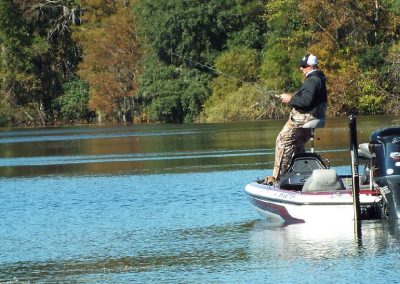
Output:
[0, 0, 399, 126]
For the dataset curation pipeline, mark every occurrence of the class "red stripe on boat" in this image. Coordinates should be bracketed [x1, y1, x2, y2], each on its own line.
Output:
[250, 197, 305, 224]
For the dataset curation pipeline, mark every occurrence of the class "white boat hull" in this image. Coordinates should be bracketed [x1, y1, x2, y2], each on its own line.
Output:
[245, 182, 381, 224]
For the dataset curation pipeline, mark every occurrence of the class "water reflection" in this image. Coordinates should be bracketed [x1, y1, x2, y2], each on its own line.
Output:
[4, 219, 400, 283]
[1, 221, 254, 282]
[0, 149, 274, 167]
[1, 248, 249, 282]
[2, 116, 400, 282]
[2, 116, 398, 178]
[249, 219, 400, 261]
[245, 219, 400, 283]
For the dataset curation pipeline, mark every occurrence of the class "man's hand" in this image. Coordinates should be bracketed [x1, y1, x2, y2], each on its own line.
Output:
[279, 93, 292, 104]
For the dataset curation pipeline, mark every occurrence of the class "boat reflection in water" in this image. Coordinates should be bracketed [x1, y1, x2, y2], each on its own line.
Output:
[248, 219, 400, 268]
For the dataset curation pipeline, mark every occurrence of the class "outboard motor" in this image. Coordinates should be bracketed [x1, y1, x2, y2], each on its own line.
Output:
[369, 128, 400, 219]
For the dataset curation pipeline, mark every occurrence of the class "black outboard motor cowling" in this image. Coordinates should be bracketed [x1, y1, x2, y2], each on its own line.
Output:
[370, 127, 400, 219]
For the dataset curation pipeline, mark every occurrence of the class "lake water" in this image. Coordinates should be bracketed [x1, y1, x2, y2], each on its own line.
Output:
[1, 116, 400, 283]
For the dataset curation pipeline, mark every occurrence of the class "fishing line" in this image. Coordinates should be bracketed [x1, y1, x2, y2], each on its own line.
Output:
[169, 50, 247, 84]
[168, 50, 280, 97]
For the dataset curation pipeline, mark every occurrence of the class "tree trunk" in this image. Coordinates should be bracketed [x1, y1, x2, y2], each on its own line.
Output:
[96, 110, 103, 124]
[375, 0, 379, 41]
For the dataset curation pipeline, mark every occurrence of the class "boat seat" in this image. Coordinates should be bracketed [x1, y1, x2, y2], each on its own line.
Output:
[302, 169, 345, 192]
[278, 153, 327, 191]
[303, 119, 325, 153]
[302, 119, 325, 129]
[358, 143, 374, 160]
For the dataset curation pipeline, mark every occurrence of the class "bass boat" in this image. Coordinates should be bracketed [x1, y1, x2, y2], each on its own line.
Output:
[245, 117, 400, 224]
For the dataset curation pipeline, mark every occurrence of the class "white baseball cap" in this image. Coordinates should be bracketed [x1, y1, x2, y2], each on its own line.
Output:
[299, 54, 318, 67]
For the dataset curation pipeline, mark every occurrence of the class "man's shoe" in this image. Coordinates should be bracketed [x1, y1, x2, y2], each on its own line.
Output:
[264, 176, 277, 186]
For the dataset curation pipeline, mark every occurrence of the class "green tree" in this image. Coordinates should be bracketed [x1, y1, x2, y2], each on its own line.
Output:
[0, 1, 37, 125]
[0, 0, 81, 126]
[382, 42, 400, 114]
[201, 47, 288, 121]
[137, 54, 211, 123]
[135, 0, 265, 122]
[260, 0, 310, 93]
[135, 0, 264, 66]
[383, 0, 400, 15]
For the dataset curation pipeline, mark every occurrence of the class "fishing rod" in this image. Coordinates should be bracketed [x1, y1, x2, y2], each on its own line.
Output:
[168, 50, 281, 98]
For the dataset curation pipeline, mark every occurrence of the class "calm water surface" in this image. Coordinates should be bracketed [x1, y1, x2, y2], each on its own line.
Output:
[1, 116, 400, 283]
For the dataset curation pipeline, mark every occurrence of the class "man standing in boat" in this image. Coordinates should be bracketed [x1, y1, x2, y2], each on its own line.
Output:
[266, 54, 328, 184]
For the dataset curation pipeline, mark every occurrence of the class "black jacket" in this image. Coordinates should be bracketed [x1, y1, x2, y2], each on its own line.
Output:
[289, 70, 327, 113]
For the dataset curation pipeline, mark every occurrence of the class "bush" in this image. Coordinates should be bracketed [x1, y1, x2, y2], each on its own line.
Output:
[56, 79, 91, 122]
[359, 95, 386, 115]
[356, 70, 386, 115]
[201, 83, 287, 122]
[148, 95, 182, 123]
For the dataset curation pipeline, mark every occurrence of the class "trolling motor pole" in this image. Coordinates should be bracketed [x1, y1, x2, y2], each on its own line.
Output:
[349, 114, 362, 236]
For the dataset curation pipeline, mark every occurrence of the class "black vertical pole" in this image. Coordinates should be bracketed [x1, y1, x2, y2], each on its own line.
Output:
[349, 114, 362, 239]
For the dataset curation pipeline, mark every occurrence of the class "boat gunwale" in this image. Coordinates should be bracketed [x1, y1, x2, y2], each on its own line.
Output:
[245, 182, 380, 206]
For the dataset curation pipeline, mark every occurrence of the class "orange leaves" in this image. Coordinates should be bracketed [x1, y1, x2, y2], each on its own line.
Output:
[74, 1, 141, 120]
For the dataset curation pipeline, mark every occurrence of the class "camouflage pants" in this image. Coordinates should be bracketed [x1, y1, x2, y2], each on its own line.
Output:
[272, 117, 312, 180]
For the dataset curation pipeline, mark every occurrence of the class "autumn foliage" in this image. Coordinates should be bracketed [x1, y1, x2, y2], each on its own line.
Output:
[74, 0, 141, 123]
[0, 0, 399, 126]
